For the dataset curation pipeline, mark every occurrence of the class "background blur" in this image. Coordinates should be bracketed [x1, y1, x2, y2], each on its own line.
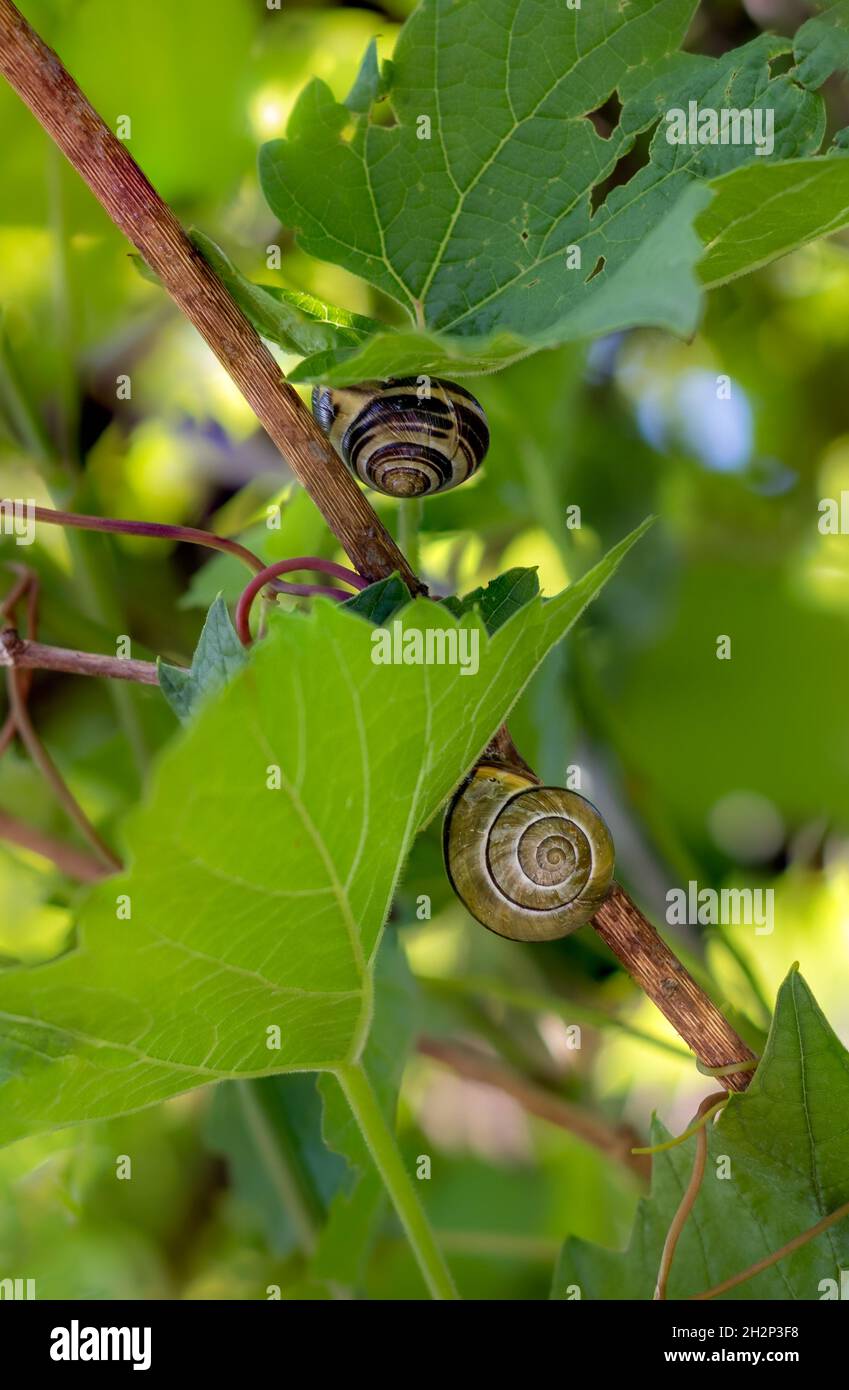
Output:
[1, 0, 848, 1299]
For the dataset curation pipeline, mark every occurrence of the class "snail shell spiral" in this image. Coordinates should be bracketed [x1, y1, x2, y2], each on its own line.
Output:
[443, 764, 615, 943]
[311, 376, 489, 498]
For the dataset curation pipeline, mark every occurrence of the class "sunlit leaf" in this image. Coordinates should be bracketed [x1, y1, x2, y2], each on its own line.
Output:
[555, 971, 849, 1299]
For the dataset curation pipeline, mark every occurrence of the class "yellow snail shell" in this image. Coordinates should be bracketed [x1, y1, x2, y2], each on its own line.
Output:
[443, 764, 615, 943]
[311, 376, 489, 498]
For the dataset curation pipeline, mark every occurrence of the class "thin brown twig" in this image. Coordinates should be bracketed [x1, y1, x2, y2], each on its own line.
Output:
[5, 668, 122, 873]
[0, 808, 109, 882]
[0, 566, 32, 618]
[654, 1090, 727, 1300]
[31, 505, 269, 574]
[0, 629, 161, 684]
[418, 1035, 650, 1180]
[0, 562, 37, 755]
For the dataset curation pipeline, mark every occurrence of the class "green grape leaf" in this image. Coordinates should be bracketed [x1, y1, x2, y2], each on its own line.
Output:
[157, 595, 247, 723]
[554, 970, 849, 1300]
[794, 0, 849, 90]
[342, 574, 412, 626]
[286, 325, 531, 386]
[259, 0, 835, 383]
[190, 232, 381, 357]
[205, 935, 413, 1293]
[346, 569, 541, 633]
[0, 520, 650, 1148]
[698, 154, 849, 288]
[697, 2, 849, 285]
[443, 568, 540, 635]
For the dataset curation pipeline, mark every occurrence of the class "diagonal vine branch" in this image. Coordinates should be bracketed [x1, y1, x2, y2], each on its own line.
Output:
[0, 0, 757, 1097]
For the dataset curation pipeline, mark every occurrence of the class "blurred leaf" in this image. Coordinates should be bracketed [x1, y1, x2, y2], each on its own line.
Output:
[793, 0, 849, 90]
[57, 0, 256, 202]
[0, 520, 648, 1149]
[206, 1074, 346, 1259]
[260, 0, 831, 380]
[158, 596, 247, 723]
[555, 971, 849, 1299]
[605, 558, 849, 836]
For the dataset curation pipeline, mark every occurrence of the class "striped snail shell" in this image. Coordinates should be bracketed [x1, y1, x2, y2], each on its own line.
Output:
[311, 376, 489, 498]
[443, 764, 615, 943]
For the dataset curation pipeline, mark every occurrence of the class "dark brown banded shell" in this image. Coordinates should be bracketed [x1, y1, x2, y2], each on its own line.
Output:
[311, 377, 489, 498]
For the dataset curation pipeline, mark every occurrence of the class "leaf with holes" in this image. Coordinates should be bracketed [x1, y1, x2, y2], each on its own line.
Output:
[258, 0, 841, 383]
[554, 970, 849, 1300]
[0, 521, 648, 1148]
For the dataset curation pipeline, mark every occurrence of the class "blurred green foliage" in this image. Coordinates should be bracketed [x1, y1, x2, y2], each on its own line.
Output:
[1, 0, 849, 1300]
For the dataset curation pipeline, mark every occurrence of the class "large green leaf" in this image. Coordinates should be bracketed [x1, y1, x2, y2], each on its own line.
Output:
[554, 970, 849, 1299]
[698, 155, 849, 289]
[205, 935, 416, 1295]
[0, 522, 648, 1148]
[258, 0, 838, 382]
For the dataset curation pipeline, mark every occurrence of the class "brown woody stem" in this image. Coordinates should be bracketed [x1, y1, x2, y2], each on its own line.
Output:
[0, 628, 161, 685]
[592, 885, 757, 1092]
[0, 0, 419, 591]
[0, 0, 758, 1090]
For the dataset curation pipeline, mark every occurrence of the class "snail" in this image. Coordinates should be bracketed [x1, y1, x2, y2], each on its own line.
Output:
[311, 376, 489, 498]
[443, 763, 615, 942]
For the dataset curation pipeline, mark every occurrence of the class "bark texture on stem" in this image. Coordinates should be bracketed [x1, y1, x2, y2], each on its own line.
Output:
[592, 884, 757, 1092]
[0, 0, 419, 590]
